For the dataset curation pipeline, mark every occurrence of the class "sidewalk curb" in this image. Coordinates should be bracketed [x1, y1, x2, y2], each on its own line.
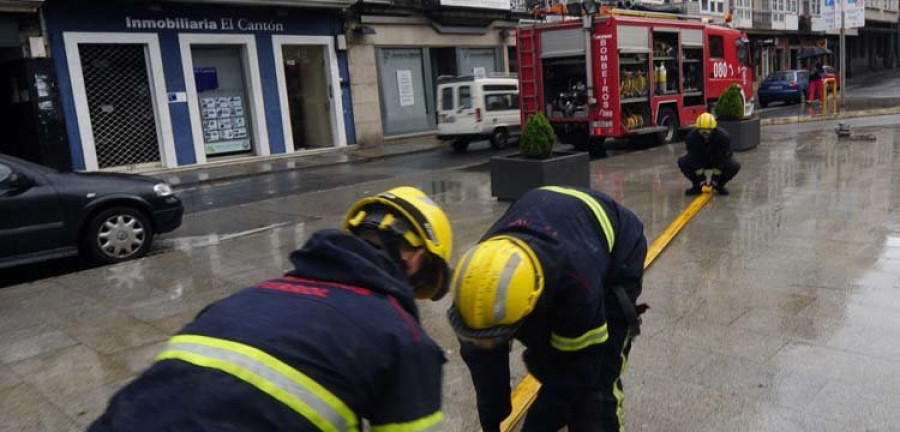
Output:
[761, 107, 900, 127]
[161, 141, 449, 189]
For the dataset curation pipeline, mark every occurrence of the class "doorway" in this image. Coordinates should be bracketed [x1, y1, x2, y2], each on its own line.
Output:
[63, 32, 176, 171]
[282, 45, 332, 150]
[273, 36, 346, 152]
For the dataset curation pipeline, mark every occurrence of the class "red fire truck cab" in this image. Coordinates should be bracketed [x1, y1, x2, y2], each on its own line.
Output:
[517, 10, 753, 151]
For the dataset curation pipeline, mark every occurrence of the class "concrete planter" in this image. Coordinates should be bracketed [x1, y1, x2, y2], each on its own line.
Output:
[490, 151, 590, 201]
[719, 117, 761, 151]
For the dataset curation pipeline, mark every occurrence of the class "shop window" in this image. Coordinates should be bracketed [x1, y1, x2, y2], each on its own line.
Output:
[441, 87, 454, 110]
[191, 45, 253, 158]
[459, 86, 472, 109]
[709, 36, 724, 58]
[485, 94, 519, 111]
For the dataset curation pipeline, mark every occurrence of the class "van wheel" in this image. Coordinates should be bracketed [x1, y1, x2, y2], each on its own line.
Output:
[451, 140, 470, 153]
[490, 129, 509, 151]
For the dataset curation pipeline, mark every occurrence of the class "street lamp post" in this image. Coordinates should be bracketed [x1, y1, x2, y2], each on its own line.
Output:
[840, 0, 846, 106]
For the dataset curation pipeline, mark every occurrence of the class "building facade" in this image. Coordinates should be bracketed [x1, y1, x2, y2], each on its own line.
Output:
[0, 0, 72, 170]
[44, 0, 355, 172]
[347, 0, 525, 145]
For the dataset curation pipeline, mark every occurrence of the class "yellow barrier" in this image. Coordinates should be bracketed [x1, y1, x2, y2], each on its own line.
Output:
[821, 78, 839, 114]
[496, 187, 716, 431]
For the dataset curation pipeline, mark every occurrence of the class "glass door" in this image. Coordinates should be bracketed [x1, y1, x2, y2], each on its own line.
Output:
[282, 45, 334, 150]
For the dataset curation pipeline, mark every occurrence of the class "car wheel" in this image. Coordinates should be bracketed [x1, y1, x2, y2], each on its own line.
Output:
[83, 206, 154, 264]
[451, 140, 470, 153]
[490, 129, 509, 151]
[759, 99, 769, 108]
[655, 107, 679, 145]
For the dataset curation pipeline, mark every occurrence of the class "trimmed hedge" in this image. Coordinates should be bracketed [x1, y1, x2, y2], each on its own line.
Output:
[520, 112, 556, 159]
[715, 83, 745, 121]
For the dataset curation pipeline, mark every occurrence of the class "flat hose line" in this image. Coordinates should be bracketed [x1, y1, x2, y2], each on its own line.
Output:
[494, 187, 716, 432]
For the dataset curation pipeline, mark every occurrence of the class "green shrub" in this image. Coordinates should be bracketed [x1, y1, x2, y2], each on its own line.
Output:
[520, 112, 556, 159]
[714, 83, 745, 121]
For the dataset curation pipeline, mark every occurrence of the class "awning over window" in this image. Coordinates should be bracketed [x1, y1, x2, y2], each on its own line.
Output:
[0, 0, 43, 13]
[163, 0, 357, 9]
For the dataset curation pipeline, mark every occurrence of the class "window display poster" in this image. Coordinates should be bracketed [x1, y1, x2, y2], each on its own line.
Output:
[397, 69, 415, 107]
[199, 93, 251, 155]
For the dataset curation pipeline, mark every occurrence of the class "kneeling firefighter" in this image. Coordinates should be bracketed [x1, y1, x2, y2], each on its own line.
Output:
[448, 186, 648, 432]
[90, 186, 453, 432]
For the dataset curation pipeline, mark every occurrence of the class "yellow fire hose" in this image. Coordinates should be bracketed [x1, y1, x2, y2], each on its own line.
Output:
[494, 187, 715, 432]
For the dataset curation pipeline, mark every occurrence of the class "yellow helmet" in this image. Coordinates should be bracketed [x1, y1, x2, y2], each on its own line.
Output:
[695, 112, 717, 130]
[344, 186, 453, 300]
[447, 236, 545, 340]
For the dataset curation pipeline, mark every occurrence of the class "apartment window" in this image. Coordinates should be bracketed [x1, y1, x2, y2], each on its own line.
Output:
[698, 0, 724, 14]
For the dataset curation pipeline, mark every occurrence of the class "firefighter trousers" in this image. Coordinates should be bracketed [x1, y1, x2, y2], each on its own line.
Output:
[677, 155, 741, 188]
[521, 322, 633, 432]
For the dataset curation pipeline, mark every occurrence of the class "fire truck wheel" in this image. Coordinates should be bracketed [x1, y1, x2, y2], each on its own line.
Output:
[588, 138, 608, 158]
[451, 140, 470, 153]
[655, 107, 679, 145]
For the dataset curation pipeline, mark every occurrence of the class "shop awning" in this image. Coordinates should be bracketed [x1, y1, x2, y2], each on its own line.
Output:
[0, 0, 43, 13]
[162, 0, 357, 9]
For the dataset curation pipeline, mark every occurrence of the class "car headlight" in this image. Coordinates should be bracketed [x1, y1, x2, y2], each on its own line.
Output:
[154, 183, 174, 197]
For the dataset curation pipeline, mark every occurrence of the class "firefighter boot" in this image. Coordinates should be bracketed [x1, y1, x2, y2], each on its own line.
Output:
[711, 180, 730, 196]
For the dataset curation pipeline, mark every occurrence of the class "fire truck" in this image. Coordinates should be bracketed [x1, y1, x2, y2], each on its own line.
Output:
[517, 9, 754, 152]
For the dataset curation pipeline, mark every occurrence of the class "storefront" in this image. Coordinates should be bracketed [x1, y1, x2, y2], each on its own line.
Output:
[348, 19, 515, 145]
[44, 2, 355, 171]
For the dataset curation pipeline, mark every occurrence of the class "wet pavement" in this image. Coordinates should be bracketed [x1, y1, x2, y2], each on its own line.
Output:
[4, 114, 900, 430]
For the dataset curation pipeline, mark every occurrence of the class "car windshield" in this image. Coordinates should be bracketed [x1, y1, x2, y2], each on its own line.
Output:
[765, 71, 793, 81]
[0, 155, 58, 174]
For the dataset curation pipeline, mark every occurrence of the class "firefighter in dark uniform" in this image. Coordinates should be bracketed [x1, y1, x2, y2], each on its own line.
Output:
[90, 186, 453, 432]
[447, 186, 648, 432]
[678, 112, 741, 196]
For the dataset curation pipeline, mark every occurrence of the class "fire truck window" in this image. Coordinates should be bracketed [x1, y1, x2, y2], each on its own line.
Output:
[736, 40, 751, 66]
[709, 36, 724, 59]
[441, 87, 454, 110]
[459, 86, 472, 109]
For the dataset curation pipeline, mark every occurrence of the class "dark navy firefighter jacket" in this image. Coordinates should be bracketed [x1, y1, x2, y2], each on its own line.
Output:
[90, 230, 445, 432]
[460, 187, 647, 430]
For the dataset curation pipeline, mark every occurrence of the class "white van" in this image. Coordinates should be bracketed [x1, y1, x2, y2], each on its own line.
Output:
[437, 75, 521, 153]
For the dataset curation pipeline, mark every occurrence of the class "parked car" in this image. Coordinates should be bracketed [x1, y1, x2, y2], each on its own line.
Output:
[758, 70, 809, 107]
[822, 65, 841, 90]
[0, 154, 183, 269]
[437, 75, 521, 153]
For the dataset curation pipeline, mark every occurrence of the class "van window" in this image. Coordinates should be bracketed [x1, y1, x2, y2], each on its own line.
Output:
[709, 35, 724, 58]
[483, 84, 517, 92]
[459, 86, 472, 109]
[441, 87, 454, 110]
[485, 94, 519, 111]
